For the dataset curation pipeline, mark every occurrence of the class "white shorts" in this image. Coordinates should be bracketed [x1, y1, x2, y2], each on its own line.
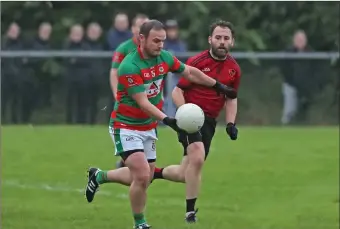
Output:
[109, 127, 158, 162]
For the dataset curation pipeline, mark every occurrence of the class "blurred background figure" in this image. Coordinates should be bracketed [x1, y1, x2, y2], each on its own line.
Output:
[281, 30, 314, 125]
[106, 12, 132, 51]
[85, 22, 105, 124]
[63, 24, 90, 124]
[164, 19, 187, 53]
[1, 22, 31, 124]
[163, 19, 188, 117]
[31, 21, 53, 109]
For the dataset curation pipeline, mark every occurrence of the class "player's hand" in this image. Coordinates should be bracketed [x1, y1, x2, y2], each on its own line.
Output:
[212, 81, 237, 99]
[226, 122, 238, 140]
[163, 117, 184, 133]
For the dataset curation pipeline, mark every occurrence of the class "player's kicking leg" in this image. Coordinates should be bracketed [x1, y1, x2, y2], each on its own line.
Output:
[153, 119, 216, 223]
[153, 132, 205, 223]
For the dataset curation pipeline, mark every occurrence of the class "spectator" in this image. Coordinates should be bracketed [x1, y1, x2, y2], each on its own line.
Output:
[63, 24, 91, 124]
[1, 22, 31, 124]
[106, 13, 132, 51]
[85, 22, 105, 124]
[163, 19, 188, 117]
[281, 30, 314, 125]
[164, 19, 187, 54]
[31, 21, 53, 108]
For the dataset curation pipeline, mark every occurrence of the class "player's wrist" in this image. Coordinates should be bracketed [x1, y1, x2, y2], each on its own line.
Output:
[212, 80, 219, 88]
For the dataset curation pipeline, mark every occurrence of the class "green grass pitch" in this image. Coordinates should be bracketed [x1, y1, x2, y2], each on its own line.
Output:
[2, 126, 339, 229]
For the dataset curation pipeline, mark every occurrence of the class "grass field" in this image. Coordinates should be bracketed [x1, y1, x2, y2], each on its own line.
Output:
[1, 126, 339, 229]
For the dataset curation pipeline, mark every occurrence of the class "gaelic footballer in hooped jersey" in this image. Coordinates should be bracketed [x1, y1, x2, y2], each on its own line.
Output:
[109, 47, 185, 131]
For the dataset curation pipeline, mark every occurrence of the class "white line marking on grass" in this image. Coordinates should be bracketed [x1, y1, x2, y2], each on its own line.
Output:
[3, 180, 113, 196]
[3, 180, 233, 210]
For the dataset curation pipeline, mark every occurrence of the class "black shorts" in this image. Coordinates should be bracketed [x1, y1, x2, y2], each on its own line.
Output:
[177, 116, 217, 159]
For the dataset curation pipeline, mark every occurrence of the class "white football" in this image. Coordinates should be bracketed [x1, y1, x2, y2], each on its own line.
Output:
[175, 103, 205, 133]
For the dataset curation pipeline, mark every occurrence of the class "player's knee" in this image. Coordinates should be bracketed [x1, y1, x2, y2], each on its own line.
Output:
[187, 142, 205, 169]
[134, 169, 151, 189]
[191, 155, 205, 169]
[125, 152, 150, 188]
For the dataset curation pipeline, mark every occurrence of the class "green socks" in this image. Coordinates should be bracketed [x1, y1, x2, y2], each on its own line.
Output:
[133, 213, 146, 226]
[95, 171, 108, 184]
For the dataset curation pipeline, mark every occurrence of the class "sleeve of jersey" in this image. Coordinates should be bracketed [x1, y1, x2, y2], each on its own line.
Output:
[176, 57, 194, 90]
[111, 45, 126, 69]
[170, 56, 185, 73]
[118, 64, 144, 95]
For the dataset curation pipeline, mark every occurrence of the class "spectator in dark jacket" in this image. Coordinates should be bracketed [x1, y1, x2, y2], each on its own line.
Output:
[281, 30, 316, 125]
[106, 13, 132, 51]
[30, 22, 53, 108]
[1, 22, 34, 124]
[63, 24, 91, 124]
[85, 22, 105, 124]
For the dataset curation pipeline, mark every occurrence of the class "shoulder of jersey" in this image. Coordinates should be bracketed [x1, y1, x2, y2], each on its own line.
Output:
[120, 38, 134, 46]
[227, 54, 241, 74]
[227, 54, 239, 66]
[187, 50, 210, 66]
[121, 49, 138, 64]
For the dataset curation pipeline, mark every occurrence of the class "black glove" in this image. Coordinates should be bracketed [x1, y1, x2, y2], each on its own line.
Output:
[163, 117, 182, 132]
[226, 122, 238, 140]
[212, 81, 237, 99]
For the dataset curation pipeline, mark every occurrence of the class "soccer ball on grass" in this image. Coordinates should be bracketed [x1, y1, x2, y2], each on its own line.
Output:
[175, 103, 205, 133]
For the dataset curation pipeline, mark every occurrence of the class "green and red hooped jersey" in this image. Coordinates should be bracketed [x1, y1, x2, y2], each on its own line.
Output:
[111, 38, 138, 69]
[109, 47, 186, 131]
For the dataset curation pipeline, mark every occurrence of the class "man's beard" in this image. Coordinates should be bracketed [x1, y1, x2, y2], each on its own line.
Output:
[211, 45, 228, 59]
[144, 47, 160, 58]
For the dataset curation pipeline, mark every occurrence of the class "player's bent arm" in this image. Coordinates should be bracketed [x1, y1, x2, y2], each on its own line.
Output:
[225, 98, 238, 124]
[182, 65, 216, 87]
[109, 68, 118, 99]
[131, 92, 168, 121]
[172, 86, 185, 108]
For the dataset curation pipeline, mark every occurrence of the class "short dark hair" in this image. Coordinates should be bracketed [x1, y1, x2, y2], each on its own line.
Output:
[209, 20, 235, 38]
[139, 19, 165, 38]
[132, 14, 148, 26]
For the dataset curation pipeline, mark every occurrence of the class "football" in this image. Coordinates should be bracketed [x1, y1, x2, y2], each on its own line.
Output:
[175, 103, 205, 133]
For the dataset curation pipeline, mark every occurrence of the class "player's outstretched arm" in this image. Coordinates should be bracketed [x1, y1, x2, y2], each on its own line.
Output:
[183, 65, 237, 99]
[182, 65, 216, 86]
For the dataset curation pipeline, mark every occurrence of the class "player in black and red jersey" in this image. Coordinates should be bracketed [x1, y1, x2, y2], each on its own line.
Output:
[152, 20, 241, 223]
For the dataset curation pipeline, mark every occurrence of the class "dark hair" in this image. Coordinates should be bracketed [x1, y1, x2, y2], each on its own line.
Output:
[209, 20, 235, 38]
[132, 14, 148, 26]
[139, 19, 165, 38]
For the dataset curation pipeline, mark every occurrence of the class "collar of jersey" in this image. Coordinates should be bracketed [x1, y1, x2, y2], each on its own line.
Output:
[137, 46, 146, 59]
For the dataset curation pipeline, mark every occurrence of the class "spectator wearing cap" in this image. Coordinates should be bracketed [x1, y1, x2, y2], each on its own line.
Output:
[163, 19, 188, 117]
